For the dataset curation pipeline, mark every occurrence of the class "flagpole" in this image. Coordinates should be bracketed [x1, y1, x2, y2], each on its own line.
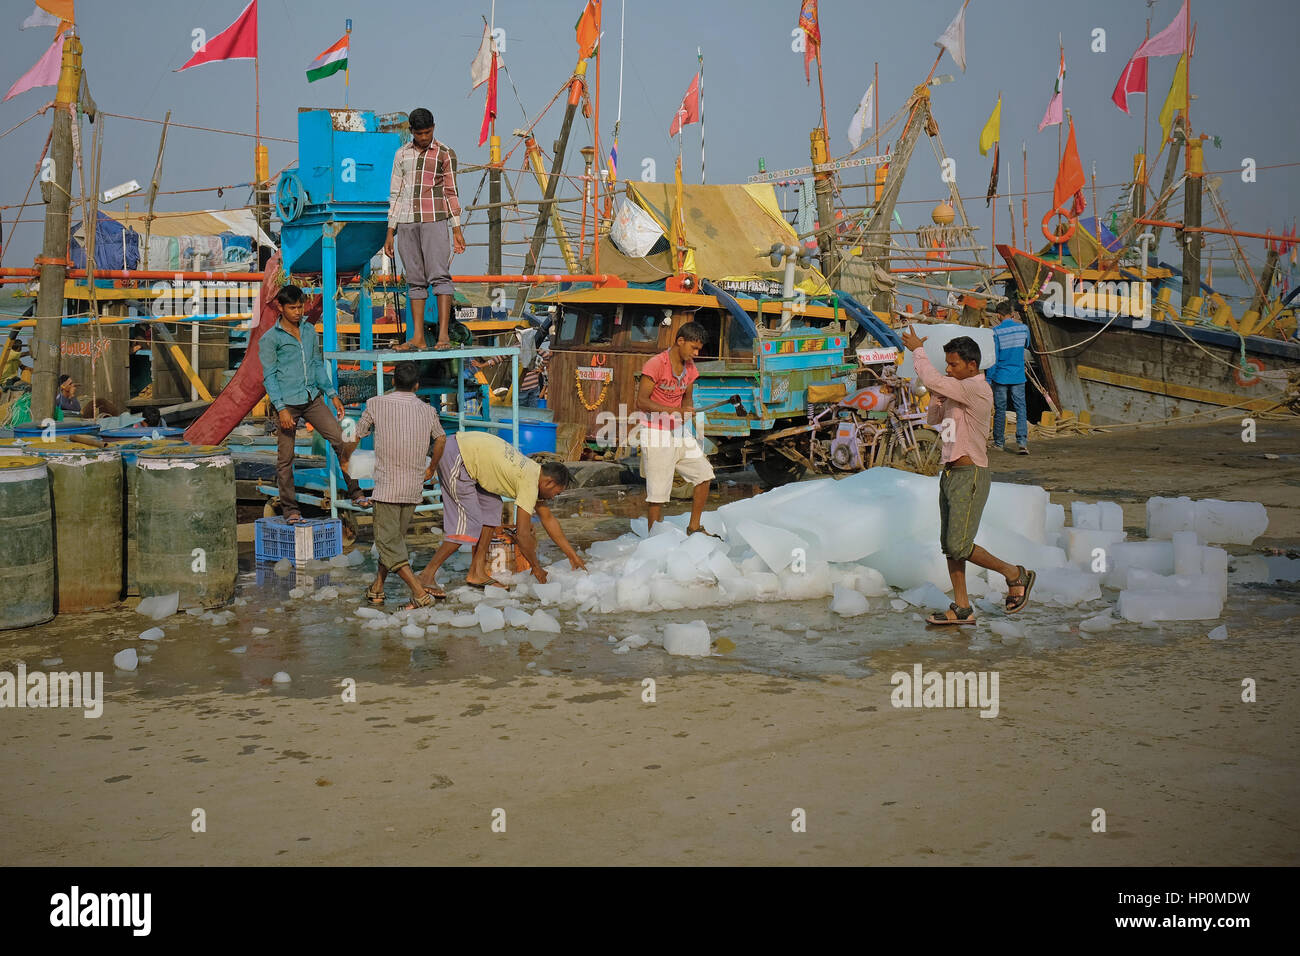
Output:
[1184, 0, 1192, 139]
[592, 0, 601, 276]
[870, 61, 878, 200]
[698, 46, 705, 185]
[344, 19, 351, 108]
[1021, 141, 1029, 245]
[1056, 34, 1063, 171]
[1141, 15, 1150, 203]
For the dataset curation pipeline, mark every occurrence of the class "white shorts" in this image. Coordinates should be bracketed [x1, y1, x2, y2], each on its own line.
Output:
[639, 428, 715, 503]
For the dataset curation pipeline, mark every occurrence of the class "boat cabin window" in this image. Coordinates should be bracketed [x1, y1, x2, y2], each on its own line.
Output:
[586, 311, 614, 345]
[625, 306, 663, 347]
[727, 311, 757, 357]
[687, 311, 722, 359]
[557, 309, 580, 345]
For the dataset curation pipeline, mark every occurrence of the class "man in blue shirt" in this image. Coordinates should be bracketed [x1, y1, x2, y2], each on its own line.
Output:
[989, 303, 1030, 455]
[258, 284, 367, 522]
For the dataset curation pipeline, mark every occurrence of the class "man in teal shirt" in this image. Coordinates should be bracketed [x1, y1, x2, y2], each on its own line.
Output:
[989, 302, 1030, 455]
[259, 284, 367, 522]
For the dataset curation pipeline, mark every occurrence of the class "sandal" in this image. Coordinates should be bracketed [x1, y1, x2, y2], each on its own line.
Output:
[365, 584, 385, 606]
[466, 577, 507, 590]
[926, 603, 977, 626]
[399, 588, 438, 611]
[392, 340, 423, 352]
[1005, 566, 1037, 614]
[350, 491, 372, 508]
[686, 526, 723, 540]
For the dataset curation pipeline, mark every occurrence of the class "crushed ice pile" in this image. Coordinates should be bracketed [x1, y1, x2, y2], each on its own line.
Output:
[509, 468, 1269, 634]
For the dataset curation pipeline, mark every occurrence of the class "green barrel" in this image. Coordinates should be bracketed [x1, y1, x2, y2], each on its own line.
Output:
[31, 444, 123, 612]
[116, 438, 183, 596]
[136, 444, 237, 608]
[0, 456, 55, 629]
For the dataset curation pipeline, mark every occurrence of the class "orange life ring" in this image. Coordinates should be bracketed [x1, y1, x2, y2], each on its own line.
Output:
[1233, 357, 1265, 387]
[1042, 209, 1076, 245]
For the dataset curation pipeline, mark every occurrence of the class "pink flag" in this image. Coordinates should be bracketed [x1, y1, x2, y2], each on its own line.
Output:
[1134, 0, 1187, 58]
[1037, 49, 1065, 131]
[175, 0, 257, 71]
[1111, 49, 1148, 113]
[3, 28, 67, 102]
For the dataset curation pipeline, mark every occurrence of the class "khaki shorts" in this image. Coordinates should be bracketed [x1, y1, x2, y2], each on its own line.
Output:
[639, 429, 715, 504]
[373, 501, 417, 571]
[938, 464, 990, 562]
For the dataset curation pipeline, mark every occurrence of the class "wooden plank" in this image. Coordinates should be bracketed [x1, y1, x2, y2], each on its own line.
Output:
[1076, 365, 1278, 411]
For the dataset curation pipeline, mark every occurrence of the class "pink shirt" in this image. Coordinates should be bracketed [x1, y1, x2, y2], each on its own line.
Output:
[913, 348, 992, 467]
[640, 350, 698, 431]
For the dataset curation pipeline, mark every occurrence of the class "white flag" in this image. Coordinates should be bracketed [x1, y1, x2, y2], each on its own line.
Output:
[21, 5, 61, 29]
[935, 2, 967, 73]
[847, 82, 874, 149]
[471, 23, 504, 90]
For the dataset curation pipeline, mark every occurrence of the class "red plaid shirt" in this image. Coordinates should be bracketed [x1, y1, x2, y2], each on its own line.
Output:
[388, 139, 461, 227]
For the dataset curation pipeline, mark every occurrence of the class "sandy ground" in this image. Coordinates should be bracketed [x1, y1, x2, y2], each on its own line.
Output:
[2, 419, 1298, 866]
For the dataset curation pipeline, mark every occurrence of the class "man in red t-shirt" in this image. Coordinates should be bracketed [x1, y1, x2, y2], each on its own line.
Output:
[634, 322, 716, 535]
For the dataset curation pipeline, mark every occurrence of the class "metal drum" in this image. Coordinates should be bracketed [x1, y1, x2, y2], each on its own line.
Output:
[30, 444, 123, 612]
[12, 418, 101, 440]
[116, 438, 184, 596]
[136, 444, 237, 608]
[100, 426, 188, 441]
[0, 456, 55, 629]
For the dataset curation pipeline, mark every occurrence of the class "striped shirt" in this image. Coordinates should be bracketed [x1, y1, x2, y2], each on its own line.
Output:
[356, 390, 446, 504]
[388, 140, 461, 227]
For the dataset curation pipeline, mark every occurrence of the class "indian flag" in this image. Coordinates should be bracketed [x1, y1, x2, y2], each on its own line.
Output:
[306, 33, 349, 83]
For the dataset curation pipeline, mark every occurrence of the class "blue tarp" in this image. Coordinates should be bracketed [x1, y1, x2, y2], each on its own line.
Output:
[1078, 216, 1124, 253]
[71, 211, 140, 270]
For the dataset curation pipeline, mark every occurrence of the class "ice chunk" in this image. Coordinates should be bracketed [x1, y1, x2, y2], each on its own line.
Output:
[272, 671, 291, 683]
[662, 620, 712, 656]
[329, 553, 351, 568]
[899, 582, 949, 609]
[1098, 501, 1124, 532]
[616, 576, 652, 612]
[1172, 531, 1201, 576]
[749, 572, 781, 598]
[667, 548, 711, 584]
[527, 610, 562, 633]
[618, 633, 649, 649]
[1066, 529, 1126, 566]
[346, 548, 366, 566]
[830, 584, 869, 617]
[1207, 625, 1228, 641]
[1201, 547, 1229, 599]
[136, 592, 180, 620]
[988, 620, 1024, 640]
[312, 585, 339, 601]
[899, 323, 995, 380]
[863, 539, 950, 591]
[503, 605, 532, 629]
[706, 551, 741, 582]
[718, 576, 759, 604]
[632, 526, 687, 565]
[532, 582, 563, 604]
[230, 646, 247, 654]
[354, 606, 385, 619]
[1102, 541, 1175, 589]
[612, 643, 630, 654]
[778, 562, 834, 601]
[1117, 589, 1223, 622]
[249, 625, 269, 636]
[1034, 567, 1103, 606]
[890, 599, 907, 611]
[1045, 502, 1066, 535]
[446, 613, 477, 628]
[649, 578, 691, 610]
[1071, 501, 1101, 531]
[1194, 499, 1269, 545]
[1080, 612, 1115, 633]
[401, 623, 424, 639]
[1146, 496, 1196, 539]
[288, 586, 309, 599]
[588, 536, 636, 560]
[734, 519, 809, 573]
[475, 603, 505, 633]
[113, 648, 138, 670]
[138, 627, 164, 642]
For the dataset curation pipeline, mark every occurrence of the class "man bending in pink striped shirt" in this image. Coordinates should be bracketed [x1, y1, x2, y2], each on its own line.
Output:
[901, 326, 1036, 625]
[356, 362, 447, 609]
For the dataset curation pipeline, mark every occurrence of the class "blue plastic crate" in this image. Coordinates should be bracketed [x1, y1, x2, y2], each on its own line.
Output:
[254, 517, 343, 566]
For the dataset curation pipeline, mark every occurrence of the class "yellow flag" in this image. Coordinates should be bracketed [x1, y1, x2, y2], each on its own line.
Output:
[979, 95, 1001, 156]
[1159, 54, 1188, 145]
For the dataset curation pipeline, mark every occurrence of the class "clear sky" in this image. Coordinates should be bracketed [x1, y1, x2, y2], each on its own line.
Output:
[1, 0, 1297, 279]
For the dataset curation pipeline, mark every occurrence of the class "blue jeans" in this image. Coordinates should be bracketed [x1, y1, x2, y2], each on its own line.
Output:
[992, 381, 1027, 446]
[519, 387, 541, 408]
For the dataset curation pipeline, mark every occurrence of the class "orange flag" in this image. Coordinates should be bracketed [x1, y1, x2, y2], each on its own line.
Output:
[575, 1, 600, 59]
[1053, 116, 1086, 217]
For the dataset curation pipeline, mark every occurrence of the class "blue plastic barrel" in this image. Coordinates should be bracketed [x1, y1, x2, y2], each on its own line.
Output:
[462, 419, 556, 456]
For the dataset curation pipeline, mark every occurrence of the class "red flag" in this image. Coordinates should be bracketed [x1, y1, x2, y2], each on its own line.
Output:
[1054, 116, 1086, 218]
[478, 50, 497, 147]
[798, 0, 820, 85]
[668, 73, 699, 137]
[175, 0, 257, 71]
[1111, 48, 1148, 114]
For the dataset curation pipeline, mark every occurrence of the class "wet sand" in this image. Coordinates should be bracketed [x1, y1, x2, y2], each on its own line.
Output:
[2, 419, 1298, 865]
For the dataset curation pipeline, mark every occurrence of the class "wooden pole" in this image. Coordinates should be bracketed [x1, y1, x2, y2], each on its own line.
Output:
[592, 2, 602, 276]
[1021, 142, 1029, 247]
[32, 33, 82, 423]
[143, 110, 170, 271]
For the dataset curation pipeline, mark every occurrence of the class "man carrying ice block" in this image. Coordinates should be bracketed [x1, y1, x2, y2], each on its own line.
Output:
[900, 325, 1036, 625]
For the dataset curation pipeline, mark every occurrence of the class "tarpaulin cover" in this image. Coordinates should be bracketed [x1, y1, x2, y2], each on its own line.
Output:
[70, 210, 140, 270]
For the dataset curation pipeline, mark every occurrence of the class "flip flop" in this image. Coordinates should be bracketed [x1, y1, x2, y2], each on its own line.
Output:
[433, 341, 455, 351]
[466, 577, 507, 590]
[1005, 567, 1037, 614]
[926, 603, 977, 626]
[392, 340, 423, 352]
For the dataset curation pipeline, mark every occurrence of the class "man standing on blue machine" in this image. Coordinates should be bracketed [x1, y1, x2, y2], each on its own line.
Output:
[989, 302, 1031, 455]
